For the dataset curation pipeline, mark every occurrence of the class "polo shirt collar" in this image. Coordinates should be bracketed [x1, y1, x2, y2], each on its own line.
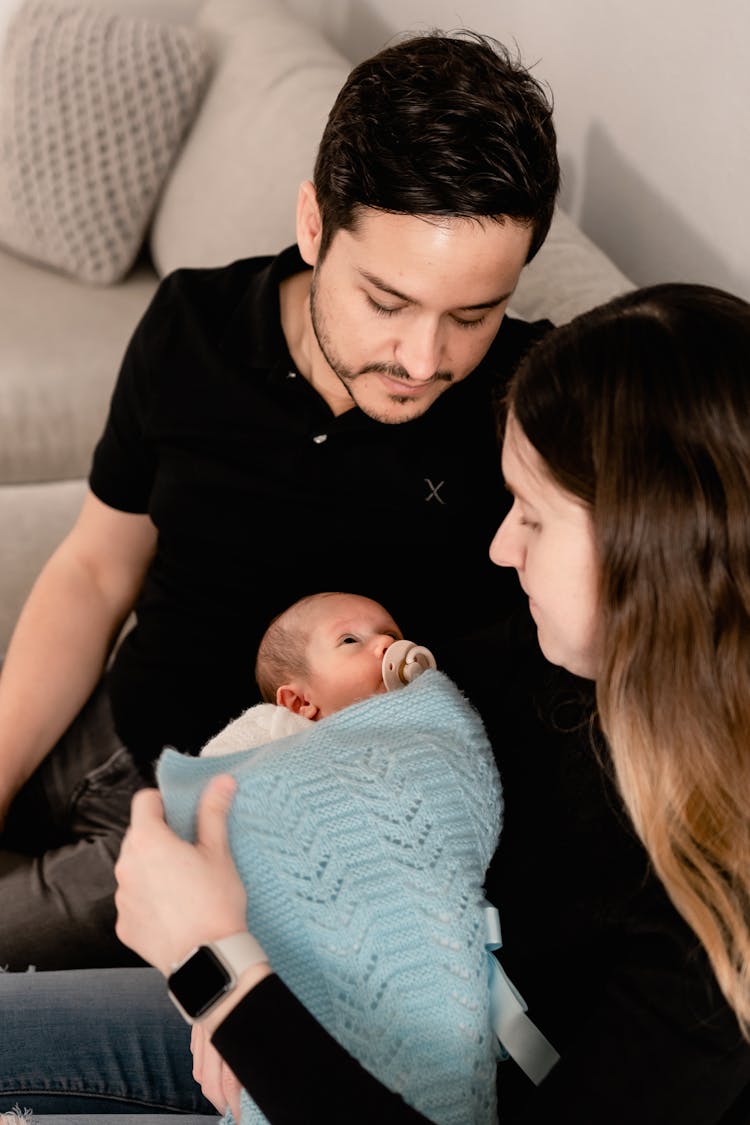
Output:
[219, 244, 309, 372]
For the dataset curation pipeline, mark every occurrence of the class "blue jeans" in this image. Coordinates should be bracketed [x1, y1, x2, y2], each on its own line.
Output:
[0, 968, 218, 1125]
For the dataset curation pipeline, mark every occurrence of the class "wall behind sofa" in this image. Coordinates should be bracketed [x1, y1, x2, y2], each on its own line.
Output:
[288, 0, 750, 302]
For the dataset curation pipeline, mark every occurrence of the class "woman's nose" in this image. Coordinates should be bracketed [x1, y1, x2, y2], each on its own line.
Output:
[489, 511, 524, 570]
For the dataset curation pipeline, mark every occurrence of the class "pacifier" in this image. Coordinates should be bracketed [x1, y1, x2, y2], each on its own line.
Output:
[381, 639, 437, 691]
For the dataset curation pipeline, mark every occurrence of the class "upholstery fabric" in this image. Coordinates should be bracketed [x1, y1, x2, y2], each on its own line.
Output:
[0, 253, 158, 484]
[510, 206, 633, 325]
[150, 0, 351, 275]
[0, 0, 211, 283]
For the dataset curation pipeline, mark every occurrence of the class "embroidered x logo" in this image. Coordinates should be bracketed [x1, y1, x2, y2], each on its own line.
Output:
[424, 478, 446, 505]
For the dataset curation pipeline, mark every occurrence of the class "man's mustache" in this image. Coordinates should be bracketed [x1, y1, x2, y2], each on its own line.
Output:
[354, 362, 453, 384]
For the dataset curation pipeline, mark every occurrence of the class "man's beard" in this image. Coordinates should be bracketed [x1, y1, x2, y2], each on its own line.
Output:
[309, 273, 453, 420]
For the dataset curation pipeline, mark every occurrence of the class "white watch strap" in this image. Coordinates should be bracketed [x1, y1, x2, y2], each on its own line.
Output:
[213, 931, 268, 973]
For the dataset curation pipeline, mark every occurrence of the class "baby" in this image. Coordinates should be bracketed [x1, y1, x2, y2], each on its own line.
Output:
[160, 594, 556, 1125]
[201, 591, 436, 756]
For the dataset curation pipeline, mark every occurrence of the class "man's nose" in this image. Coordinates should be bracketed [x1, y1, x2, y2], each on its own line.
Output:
[396, 322, 443, 383]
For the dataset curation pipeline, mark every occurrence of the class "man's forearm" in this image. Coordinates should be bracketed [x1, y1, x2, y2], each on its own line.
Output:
[0, 492, 156, 823]
[0, 553, 128, 818]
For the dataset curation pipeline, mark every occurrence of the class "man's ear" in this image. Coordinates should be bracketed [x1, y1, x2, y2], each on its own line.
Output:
[276, 681, 320, 721]
[296, 180, 323, 267]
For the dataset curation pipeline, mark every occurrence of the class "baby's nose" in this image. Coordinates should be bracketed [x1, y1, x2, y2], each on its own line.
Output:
[373, 633, 394, 658]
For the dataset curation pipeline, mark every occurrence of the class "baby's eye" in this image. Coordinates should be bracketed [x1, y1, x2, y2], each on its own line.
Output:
[340, 635, 359, 645]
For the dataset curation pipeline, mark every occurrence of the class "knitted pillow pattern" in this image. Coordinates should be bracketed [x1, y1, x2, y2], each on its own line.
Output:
[0, 0, 211, 283]
[159, 671, 503, 1125]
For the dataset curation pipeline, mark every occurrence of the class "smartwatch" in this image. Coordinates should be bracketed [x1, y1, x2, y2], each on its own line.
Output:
[167, 931, 268, 1024]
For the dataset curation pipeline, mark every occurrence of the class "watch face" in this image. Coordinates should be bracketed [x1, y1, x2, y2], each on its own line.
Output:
[169, 946, 232, 1019]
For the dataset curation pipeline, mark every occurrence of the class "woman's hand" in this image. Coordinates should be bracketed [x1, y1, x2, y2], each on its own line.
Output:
[114, 774, 248, 974]
[191, 1022, 243, 1121]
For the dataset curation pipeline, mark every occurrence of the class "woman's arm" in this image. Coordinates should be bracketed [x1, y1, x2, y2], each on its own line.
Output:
[114, 777, 433, 1124]
[442, 611, 750, 1124]
[211, 975, 432, 1124]
[114, 778, 251, 973]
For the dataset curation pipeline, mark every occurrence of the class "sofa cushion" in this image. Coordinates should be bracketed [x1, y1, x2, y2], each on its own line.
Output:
[0, 247, 158, 484]
[0, 0, 211, 284]
[150, 0, 351, 275]
[510, 206, 633, 325]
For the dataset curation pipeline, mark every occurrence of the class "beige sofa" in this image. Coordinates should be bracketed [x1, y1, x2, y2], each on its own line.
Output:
[0, 0, 632, 650]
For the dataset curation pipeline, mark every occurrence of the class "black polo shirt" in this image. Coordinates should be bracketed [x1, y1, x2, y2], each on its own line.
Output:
[91, 246, 549, 763]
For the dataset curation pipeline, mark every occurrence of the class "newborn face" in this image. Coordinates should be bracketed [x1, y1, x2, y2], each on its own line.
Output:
[301, 594, 403, 718]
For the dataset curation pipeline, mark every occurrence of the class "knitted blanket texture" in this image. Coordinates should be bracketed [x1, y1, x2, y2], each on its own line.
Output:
[158, 670, 503, 1125]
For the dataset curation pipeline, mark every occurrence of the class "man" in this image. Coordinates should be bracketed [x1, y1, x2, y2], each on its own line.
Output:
[0, 31, 558, 968]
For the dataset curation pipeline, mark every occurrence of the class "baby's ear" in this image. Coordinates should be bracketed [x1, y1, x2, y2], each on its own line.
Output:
[276, 682, 320, 721]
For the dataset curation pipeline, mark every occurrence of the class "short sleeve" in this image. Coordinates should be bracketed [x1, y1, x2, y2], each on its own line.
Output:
[88, 277, 174, 513]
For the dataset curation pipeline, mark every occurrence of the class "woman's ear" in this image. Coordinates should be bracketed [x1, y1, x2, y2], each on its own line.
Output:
[276, 681, 320, 721]
[296, 180, 323, 267]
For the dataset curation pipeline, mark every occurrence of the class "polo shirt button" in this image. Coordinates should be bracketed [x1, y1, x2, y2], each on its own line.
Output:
[312, 434, 328, 444]
[287, 370, 296, 379]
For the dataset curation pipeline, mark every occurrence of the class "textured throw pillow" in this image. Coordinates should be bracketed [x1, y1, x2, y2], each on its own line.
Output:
[0, 0, 212, 283]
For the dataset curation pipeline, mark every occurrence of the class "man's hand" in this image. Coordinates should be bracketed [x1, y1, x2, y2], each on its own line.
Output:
[114, 774, 247, 975]
[191, 1023, 243, 1121]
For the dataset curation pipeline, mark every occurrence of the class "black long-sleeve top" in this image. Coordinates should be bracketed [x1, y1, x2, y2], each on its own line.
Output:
[213, 611, 750, 1123]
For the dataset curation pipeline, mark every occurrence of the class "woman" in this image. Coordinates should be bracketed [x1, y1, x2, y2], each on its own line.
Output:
[4, 284, 750, 1124]
[494, 281, 750, 1044]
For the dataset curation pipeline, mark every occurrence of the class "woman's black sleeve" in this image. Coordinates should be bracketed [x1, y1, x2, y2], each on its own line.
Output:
[211, 974, 433, 1124]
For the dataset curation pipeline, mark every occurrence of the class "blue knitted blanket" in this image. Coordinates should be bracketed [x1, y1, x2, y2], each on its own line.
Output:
[158, 670, 503, 1125]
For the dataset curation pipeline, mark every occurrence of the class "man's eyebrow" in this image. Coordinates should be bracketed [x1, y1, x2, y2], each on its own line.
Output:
[358, 268, 513, 310]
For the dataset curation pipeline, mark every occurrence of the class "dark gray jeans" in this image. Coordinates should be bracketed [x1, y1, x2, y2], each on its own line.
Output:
[0, 672, 148, 970]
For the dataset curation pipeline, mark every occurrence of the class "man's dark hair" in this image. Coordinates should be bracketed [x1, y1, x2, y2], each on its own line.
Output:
[313, 30, 559, 262]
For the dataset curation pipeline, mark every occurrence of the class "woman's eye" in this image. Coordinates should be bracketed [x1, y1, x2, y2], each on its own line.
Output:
[519, 517, 541, 532]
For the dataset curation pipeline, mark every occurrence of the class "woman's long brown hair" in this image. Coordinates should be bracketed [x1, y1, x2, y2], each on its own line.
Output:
[508, 283, 750, 1034]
